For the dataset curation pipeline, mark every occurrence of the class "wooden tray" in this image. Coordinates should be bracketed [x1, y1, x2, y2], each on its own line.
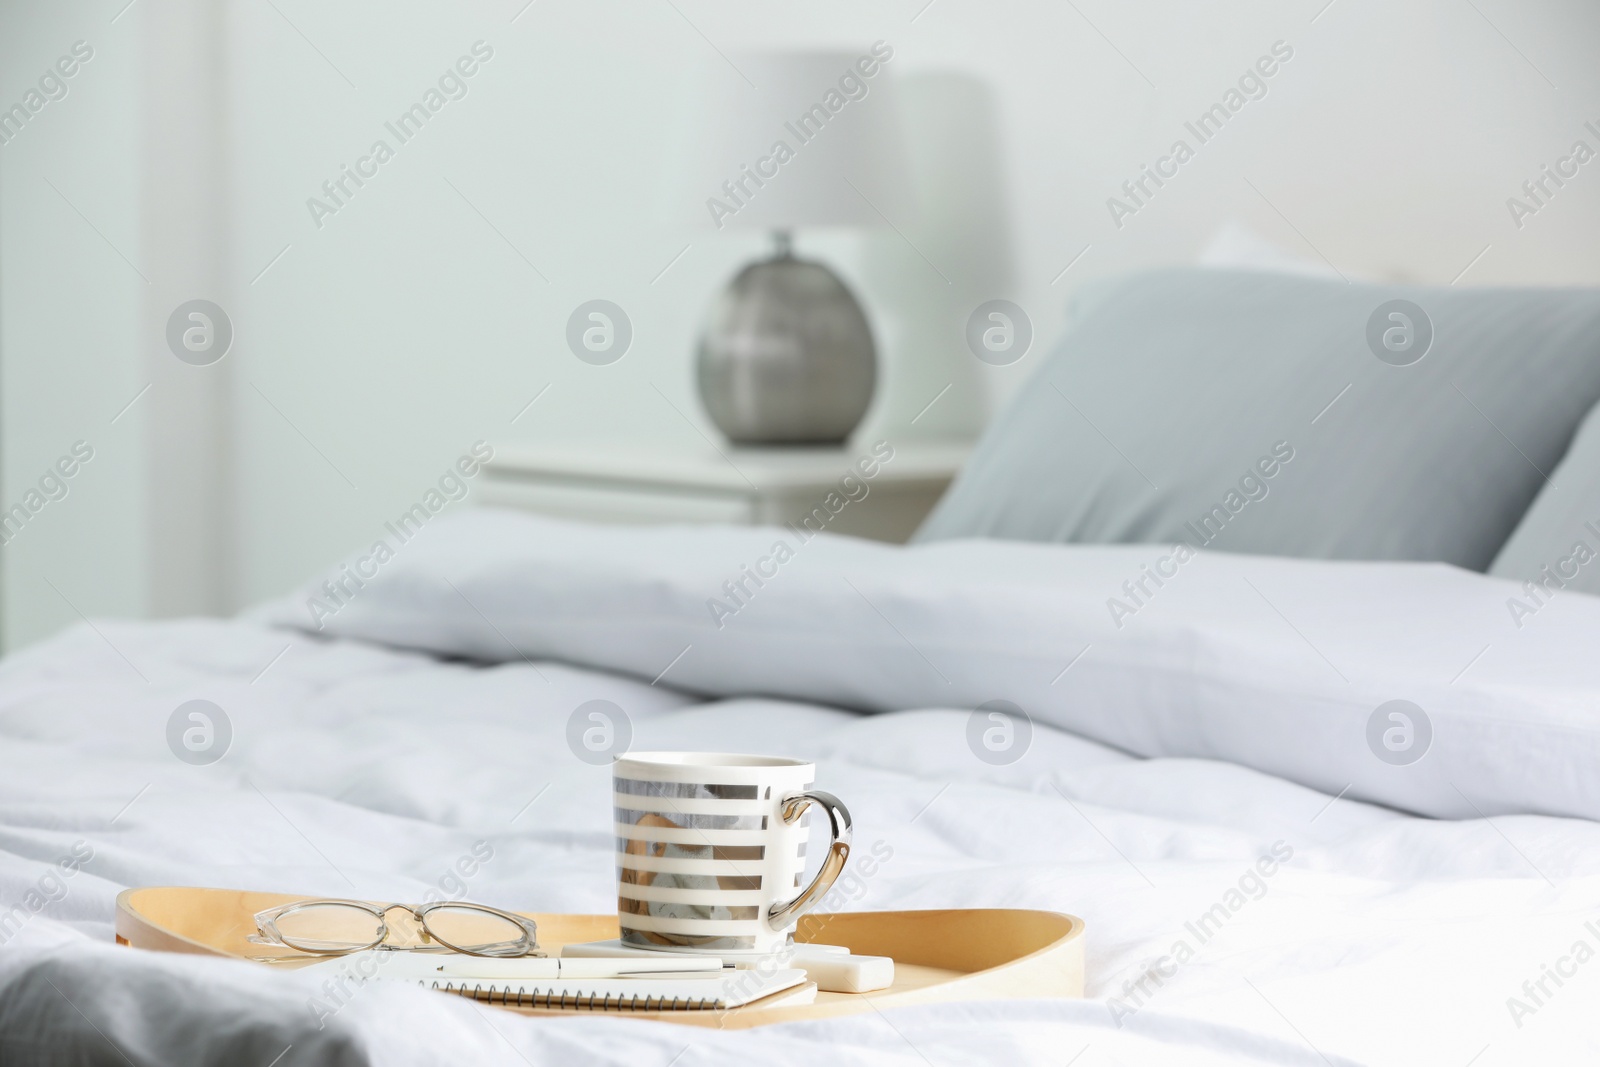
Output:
[115, 887, 1084, 1028]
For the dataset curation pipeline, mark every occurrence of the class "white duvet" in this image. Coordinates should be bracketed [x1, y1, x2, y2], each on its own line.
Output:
[2, 511, 1598, 1065]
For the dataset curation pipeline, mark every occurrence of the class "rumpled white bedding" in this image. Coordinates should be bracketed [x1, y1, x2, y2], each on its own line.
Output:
[1, 515, 1597, 1065]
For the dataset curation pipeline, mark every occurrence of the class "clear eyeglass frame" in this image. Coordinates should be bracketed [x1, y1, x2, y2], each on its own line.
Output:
[249, 898, 543, 959]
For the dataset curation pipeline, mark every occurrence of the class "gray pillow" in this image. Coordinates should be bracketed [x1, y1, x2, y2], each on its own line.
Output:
[1489, 398, 1600, 597]
[916, 268, 1600, 570]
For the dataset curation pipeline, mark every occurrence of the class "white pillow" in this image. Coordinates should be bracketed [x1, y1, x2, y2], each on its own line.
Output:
[1197, 220, 1346, 279]
[256, 508, 1600, 822]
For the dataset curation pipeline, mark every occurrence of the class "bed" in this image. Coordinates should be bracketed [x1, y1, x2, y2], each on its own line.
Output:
[5, 267, 1600, 1065]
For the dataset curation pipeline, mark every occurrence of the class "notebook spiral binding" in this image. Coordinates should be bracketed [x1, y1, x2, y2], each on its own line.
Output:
[426, 980, 724, 1012]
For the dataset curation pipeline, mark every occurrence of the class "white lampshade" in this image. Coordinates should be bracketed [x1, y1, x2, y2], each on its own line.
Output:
[680, 49, 914, 233]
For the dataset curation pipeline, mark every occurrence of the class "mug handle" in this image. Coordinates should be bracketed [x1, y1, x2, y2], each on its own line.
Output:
[767, 790, 853, 931]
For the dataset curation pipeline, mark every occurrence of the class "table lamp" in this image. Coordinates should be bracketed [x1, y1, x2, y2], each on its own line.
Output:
[687, 48, 912, 445]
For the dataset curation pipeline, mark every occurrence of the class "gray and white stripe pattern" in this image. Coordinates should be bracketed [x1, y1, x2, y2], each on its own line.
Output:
[612, 754, 813, 953]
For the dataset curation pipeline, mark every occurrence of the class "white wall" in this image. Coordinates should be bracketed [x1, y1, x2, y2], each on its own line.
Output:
[4, 0, 1599, 646]
[1, 2, 147, 650]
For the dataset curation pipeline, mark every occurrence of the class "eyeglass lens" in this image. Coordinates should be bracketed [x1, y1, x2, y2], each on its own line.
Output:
[420, 905, 531, 955]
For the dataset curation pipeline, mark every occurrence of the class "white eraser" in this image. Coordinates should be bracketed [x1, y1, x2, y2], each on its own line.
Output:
[794, 951, 894, 993]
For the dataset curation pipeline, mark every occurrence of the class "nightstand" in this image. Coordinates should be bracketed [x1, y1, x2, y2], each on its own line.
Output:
[478, 441, 969, 543]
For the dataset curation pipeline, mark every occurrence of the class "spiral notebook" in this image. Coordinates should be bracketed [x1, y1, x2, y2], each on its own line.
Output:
[417, 970, 814, 1011]
[295, 954, 813, 1012]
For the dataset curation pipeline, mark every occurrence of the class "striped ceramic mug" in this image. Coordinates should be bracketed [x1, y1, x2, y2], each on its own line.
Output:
[612, 752, 853, 955]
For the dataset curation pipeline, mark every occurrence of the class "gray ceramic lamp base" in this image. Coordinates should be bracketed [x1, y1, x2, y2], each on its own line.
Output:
[696, 242, 876, 446]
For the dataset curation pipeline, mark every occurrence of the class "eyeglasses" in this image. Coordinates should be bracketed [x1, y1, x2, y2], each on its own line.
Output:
[249, 899, 542, 960]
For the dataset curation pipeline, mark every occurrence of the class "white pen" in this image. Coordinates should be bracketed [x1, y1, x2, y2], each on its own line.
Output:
[294, 951, 724, 982]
